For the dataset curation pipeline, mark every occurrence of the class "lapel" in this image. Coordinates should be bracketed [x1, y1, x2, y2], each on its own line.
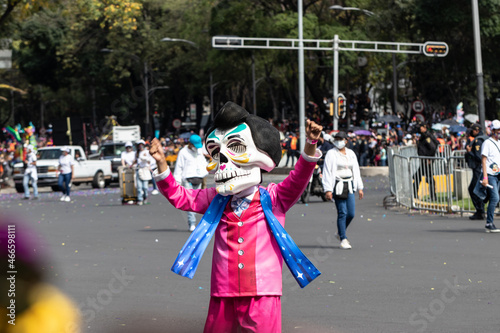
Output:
[226, 189, 261, 222]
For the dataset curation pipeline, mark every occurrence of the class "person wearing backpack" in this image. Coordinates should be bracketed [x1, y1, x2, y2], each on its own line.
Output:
[465, 123, 488, 220]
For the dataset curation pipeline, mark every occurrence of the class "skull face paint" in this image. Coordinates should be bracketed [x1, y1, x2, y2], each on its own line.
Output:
[206, 123, 275, 196]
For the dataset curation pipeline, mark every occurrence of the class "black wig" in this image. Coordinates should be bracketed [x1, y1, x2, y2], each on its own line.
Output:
[206, 102, 282, 167]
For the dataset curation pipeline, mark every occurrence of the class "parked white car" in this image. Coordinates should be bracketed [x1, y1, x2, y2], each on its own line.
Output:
[13, 146, 112, 193]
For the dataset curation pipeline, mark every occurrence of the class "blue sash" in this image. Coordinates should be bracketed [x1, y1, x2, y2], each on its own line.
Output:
[171, 188, 321, 288]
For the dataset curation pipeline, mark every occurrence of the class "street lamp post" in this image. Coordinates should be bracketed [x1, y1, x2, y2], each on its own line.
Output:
[329, 5, 374, 16]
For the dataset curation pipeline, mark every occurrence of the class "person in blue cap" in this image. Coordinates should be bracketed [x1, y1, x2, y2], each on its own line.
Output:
[173, 134, 209, 231]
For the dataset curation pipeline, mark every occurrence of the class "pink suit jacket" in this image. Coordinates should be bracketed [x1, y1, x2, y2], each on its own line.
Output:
[156, 156, 316, 297]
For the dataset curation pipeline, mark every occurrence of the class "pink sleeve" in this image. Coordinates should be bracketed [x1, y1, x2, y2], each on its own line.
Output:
[271, 156, 316, 212]
[156, 173, 217, 214]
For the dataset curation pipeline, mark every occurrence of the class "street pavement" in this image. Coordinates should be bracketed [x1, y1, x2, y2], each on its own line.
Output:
[1, 174, 499, 333]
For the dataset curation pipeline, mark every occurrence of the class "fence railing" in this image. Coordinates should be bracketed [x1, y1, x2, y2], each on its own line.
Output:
[389, 146, 479, 215]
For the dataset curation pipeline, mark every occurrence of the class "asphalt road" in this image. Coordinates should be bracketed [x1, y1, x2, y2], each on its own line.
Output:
[1, 174, 499, 333]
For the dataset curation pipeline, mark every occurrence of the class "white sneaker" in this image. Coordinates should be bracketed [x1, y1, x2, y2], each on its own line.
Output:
[340, 239, 352, 249]
[64, 196, 71, 202]
[151, 189, 159, 195]
[137, 201, 143, 206]
[189, 224, 196, 232]
[60, 195, 67, 201]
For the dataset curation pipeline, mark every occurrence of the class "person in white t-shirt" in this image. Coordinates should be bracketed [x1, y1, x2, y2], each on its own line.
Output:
[23, 145, 38, 200]
[480, 120, 500, 233]
[58, 147, 76, 202]
[135, 140, 152, 205]
[147, 144, 159, 195]
[121, 141, 136, 168]
[173, 134, 209, 231]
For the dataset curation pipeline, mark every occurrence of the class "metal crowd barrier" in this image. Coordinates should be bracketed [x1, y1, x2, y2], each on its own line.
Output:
[389, 150, 481, 215]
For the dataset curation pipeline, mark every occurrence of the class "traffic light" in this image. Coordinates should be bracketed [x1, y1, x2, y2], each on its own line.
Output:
[335, 94, 346, 119]
[423, 42, 449, 57]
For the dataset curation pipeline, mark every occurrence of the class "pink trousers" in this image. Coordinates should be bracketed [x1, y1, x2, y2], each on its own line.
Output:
[203, 296, 281, 333]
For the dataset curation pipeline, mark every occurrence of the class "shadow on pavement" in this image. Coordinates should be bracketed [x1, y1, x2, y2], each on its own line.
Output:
[425, 228, 486, 233]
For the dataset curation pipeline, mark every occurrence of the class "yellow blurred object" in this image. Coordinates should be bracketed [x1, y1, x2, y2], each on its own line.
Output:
[416, 174, 454, 197]
[0, 283, 81, 333]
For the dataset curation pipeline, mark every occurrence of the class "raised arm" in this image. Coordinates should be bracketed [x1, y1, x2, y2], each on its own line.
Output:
[150, 138, 216, 213]
[150, 138, 168, 174]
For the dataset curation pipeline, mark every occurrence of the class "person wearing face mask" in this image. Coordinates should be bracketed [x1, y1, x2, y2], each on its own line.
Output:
[322, 131, 364, 249]
[480, 120, 500, 233]
[173, 134, 209, 231]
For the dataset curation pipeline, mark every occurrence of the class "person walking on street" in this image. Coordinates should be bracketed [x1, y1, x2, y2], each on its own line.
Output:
[358, 135, 369, 166]
[317, 132, 334, 169]
[148, 143, 160, 195]
[121, 141, 136, 168]
[285, 133, 298, 167]
[58, 147, 75, 202]
[323, 131, 364, 249]
[135, 140, 152, 205]
[466, 123, 488, 220]
[23, 145, 38, 200]
[480, 120, 500, 233]
[413, 123, 439, 201]
[173, 134, 209, 231]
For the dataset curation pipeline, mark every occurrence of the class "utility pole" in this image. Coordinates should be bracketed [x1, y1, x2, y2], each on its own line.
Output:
[298, 0, 305, 152]
[471, 0, 486, 130]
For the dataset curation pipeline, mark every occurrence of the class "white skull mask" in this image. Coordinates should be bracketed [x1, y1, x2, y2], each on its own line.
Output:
[205, 123, 275, 196]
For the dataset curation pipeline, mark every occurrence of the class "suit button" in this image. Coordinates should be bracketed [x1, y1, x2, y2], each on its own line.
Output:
[238, 250, 244, 255]
[238, 263, 244, 269]
[238, 222, 243, 227]
[238, 237, 244, 244]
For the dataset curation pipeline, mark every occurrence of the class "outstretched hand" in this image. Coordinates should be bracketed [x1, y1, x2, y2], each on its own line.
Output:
[149, 138, 168, 173]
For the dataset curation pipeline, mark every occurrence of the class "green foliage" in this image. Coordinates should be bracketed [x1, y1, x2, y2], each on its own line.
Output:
[1, 0, 500, 133]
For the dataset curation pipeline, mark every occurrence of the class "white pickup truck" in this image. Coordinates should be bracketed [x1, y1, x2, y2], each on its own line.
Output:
[13, 146, 112, 193]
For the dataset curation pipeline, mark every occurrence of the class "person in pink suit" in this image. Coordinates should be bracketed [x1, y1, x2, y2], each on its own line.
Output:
[149, 102, 322, 333]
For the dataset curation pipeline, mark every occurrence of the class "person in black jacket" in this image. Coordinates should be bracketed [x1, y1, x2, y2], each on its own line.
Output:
[466, 123, 489, 220]
[413, 124, 440, 200]
[317, 132, 334, 169]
